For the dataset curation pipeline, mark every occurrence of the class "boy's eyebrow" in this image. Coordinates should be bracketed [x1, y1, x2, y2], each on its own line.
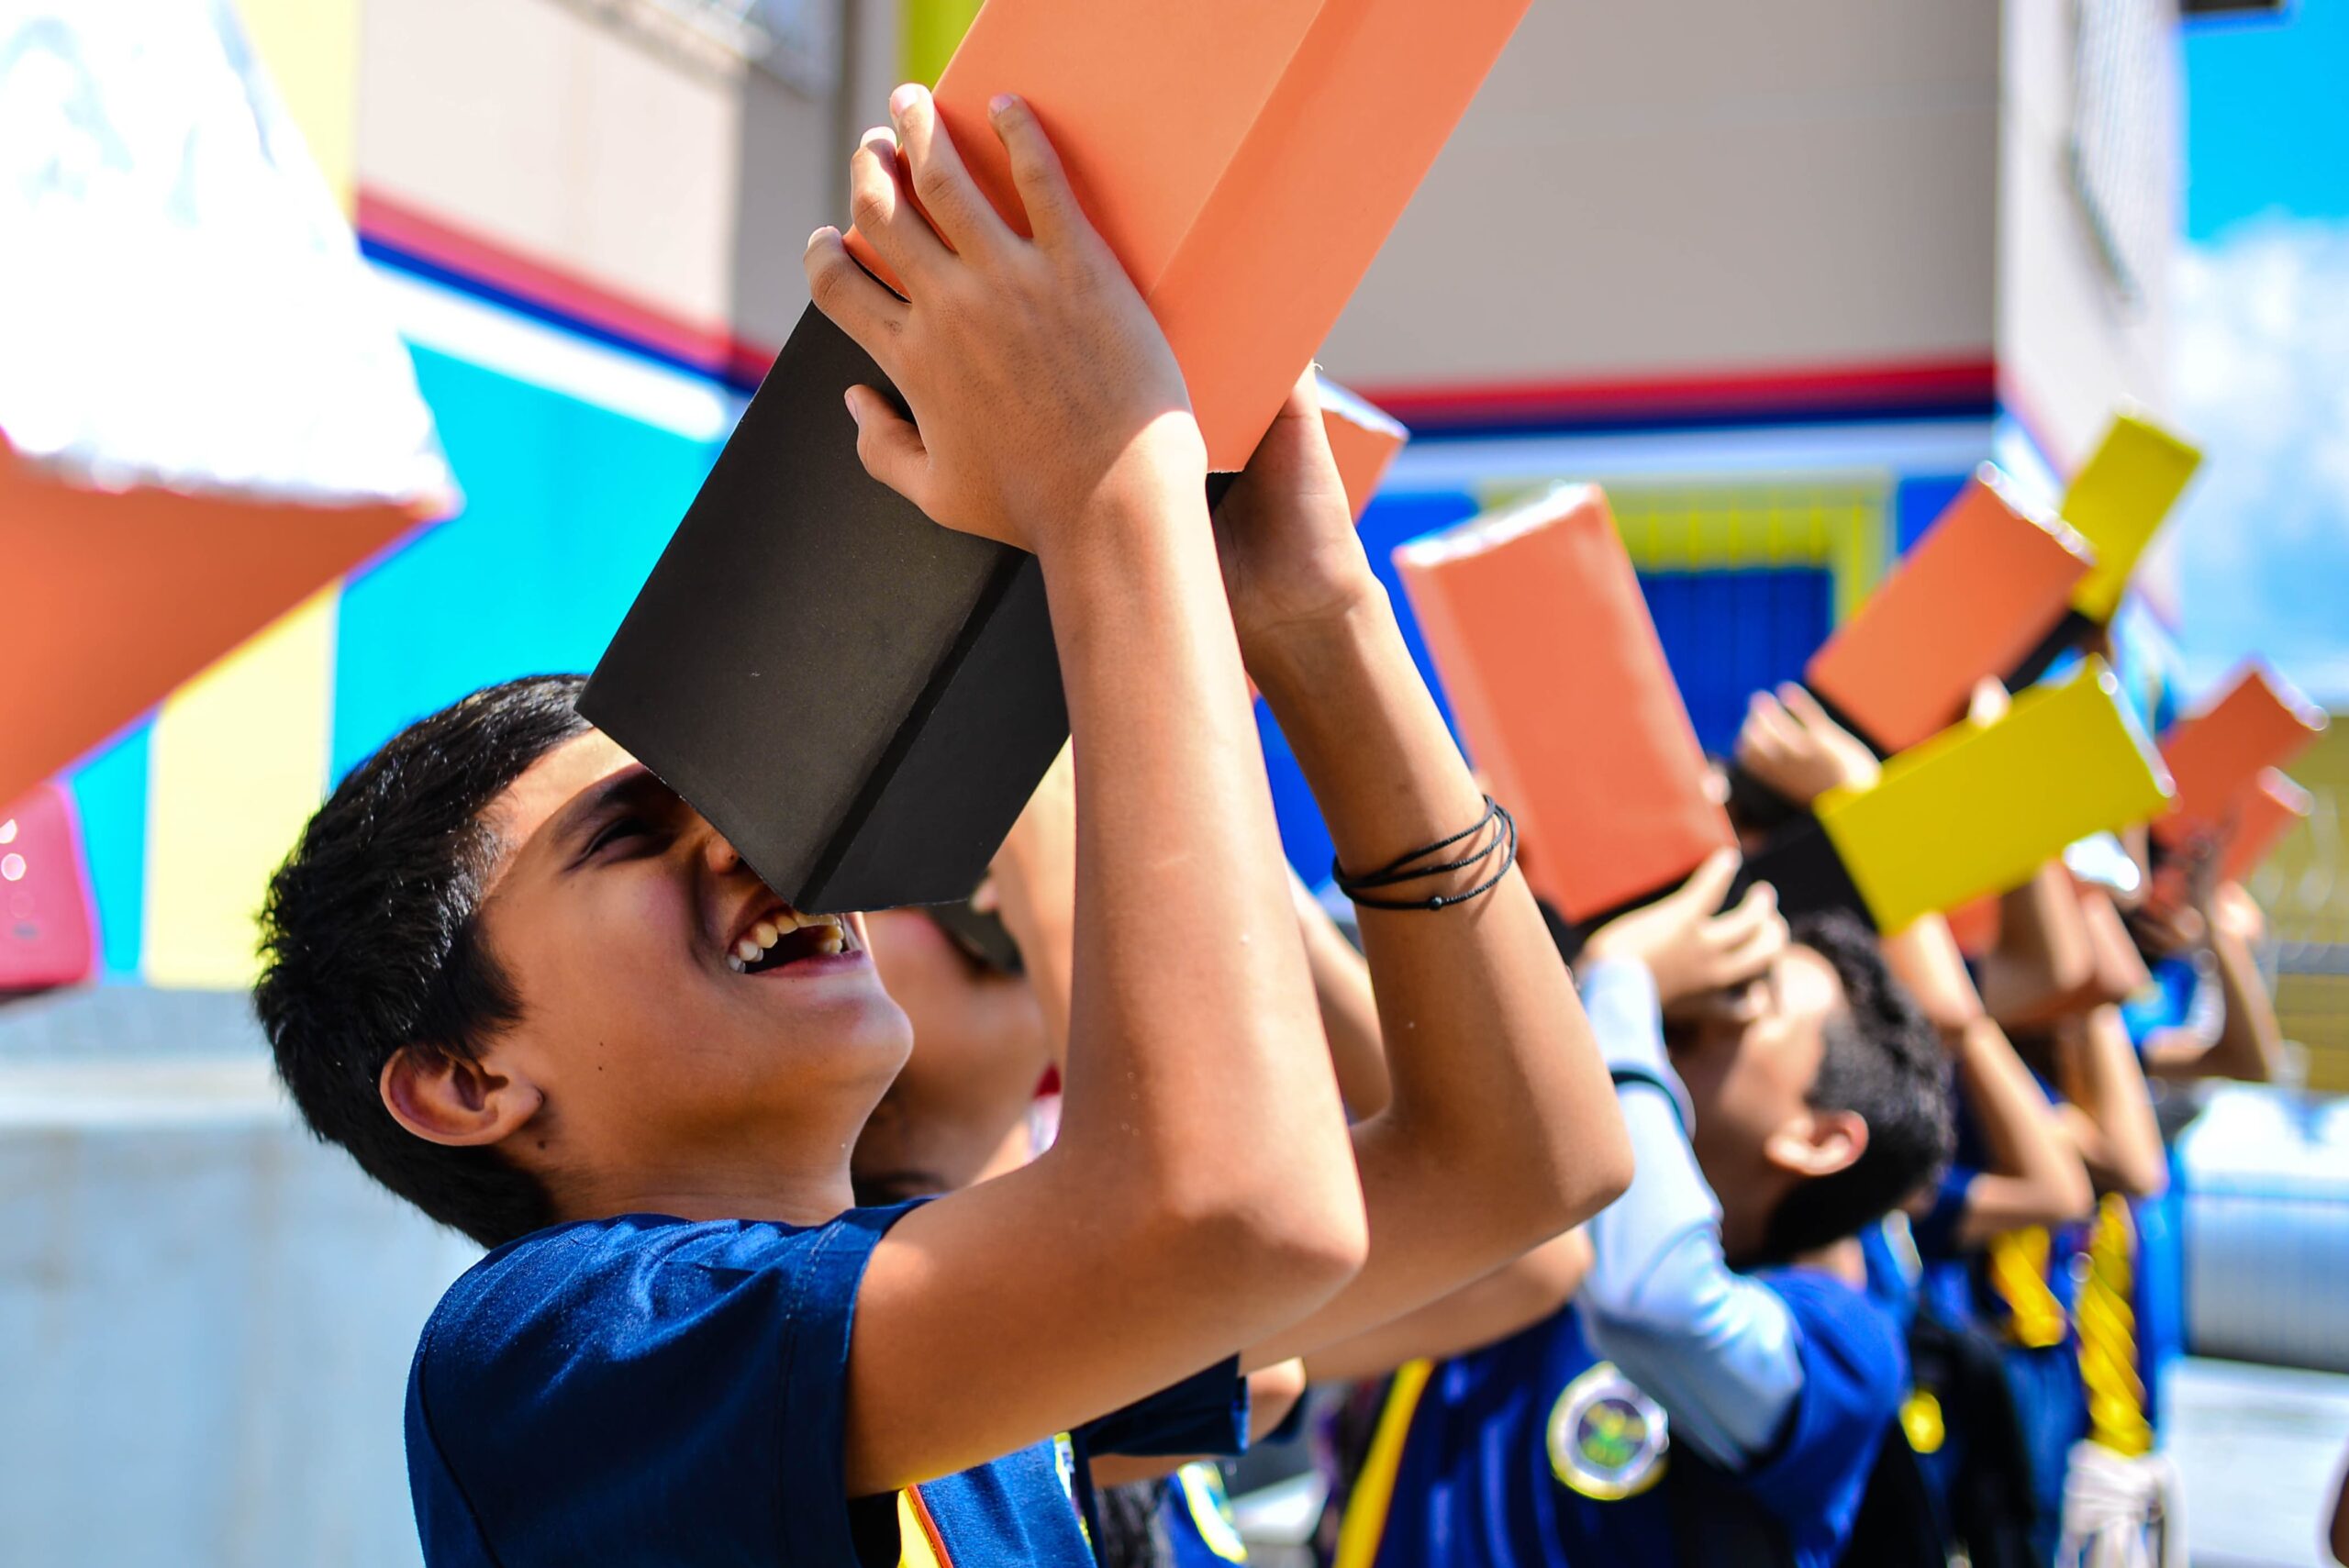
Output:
[547, 762, 660, 853]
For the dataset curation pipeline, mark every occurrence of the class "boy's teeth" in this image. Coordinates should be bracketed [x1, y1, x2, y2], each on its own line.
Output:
[726, 953, 748, 973]
[817, 929, 845, 955]
[751, 919, 781, 949]
[734, 937, 763, 962]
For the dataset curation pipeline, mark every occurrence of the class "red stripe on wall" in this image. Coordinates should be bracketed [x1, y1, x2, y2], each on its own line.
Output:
[356, 185, 781, 384]
[1356, 355, 1998, 429]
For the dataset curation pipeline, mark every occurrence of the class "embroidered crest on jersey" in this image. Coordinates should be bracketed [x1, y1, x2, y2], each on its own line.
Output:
[1546, 1361, 1669, 1500]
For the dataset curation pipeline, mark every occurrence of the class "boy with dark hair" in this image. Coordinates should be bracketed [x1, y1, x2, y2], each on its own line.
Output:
[1741, 681, 2101, 1565]
[1331, 856, 1955, 1568]
[255, 87, 1629, 1567]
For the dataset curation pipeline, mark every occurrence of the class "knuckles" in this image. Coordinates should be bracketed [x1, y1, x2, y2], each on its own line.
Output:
[910, 158, 962, 213]
[849, 183, 896, 236]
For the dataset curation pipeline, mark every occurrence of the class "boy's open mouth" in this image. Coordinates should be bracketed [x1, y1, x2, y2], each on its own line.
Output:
[727, 906, 858, 974]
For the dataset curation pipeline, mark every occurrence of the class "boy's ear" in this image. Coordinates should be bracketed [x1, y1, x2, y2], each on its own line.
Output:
[382, 1043, 542, 1148]
[1762, 1106, 1868, 1181]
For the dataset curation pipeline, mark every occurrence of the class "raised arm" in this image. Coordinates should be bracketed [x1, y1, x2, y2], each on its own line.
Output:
[984, 744, 1077, 1070]
[2144, 881, 2282, 1084]
[2051, 1003, 2170, 1199]
[1291, 870, 1393, 1118]
[1975, 862, 2101, 1029]
[1569, 898, 1815, 1472]
[1880, 915, 2091, 1243]
[1217, 373, 1631, 1368]
[1301, 1230, 1592, 1383]
[811, 87, 1365, 1494]
[1734, 684, 2088, 1234]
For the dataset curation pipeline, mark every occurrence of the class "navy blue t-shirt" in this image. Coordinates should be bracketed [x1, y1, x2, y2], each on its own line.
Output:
[406, 1207, 1102, 1568]
[1346, 1272, 1902, 1568]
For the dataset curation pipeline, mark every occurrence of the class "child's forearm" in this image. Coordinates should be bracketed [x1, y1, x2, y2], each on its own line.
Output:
[2198, 926, 2282, 1084]
[1948, 1018, 2094, 1242]
[1879, 913, 1987, 1034]
[1976, 863, 2097, 1025]
[1881, 917, 2093, 1234]
[1302, 1230, 1591, 1383]
[1041, 484, 1361, 1258]
[1241, 596, 1629, 1362]
[2054, 1005, 2169, 1198]
[1291, 872, 1391, 1117]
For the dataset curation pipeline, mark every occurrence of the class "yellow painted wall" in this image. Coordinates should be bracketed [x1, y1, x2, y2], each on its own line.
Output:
[235, 0, 362, 205]
[2252, 716, 2349, 1084]
[142, 1, 362, 987]
[144, 591, 339, 988]
[901, 0, 984, 86]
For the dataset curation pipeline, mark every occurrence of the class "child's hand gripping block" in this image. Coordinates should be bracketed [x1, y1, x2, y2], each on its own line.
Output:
[2154, 662, 2327, 847]
[1803, 466, 2094, 753]
[2220, 769, 2313, 884]
[1392, 484, 1735, 925]
[1807, 659, 2174, 933]
[587, 1, 1510, 912]
[1317, 374, 1409, 521]
[847, 0, 1531, 470]
[1237, 378, 1405, 703]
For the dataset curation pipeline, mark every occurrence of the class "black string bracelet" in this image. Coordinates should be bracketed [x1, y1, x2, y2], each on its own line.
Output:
[1334, 797, 1519, 911]
[1336, 795, 1501, 885]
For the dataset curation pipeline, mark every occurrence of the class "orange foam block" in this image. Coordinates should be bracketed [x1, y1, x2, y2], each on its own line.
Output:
[1395, 484, 1734, 923]
[0, 444, 425, 806]
[848, 0, 1531, 470]
[1317, 374, 1408, 521]
[2155, 662, 2327, 845]
[1805, 466, 2094, 752]
[2221, 770, 2314, 884]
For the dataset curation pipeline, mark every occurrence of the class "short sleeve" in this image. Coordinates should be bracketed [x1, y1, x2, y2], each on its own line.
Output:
[1740, 1270, 1905, 1552]
[407, 1207, 918, 1568]
[1079, 1357, 1251, 1458]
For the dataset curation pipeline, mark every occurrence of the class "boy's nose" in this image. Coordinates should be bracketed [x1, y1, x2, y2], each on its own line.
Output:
[700, 825, 745, 876]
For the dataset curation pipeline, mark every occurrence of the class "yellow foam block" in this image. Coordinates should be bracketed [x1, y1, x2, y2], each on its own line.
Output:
[2062, 411, 2202, 623]
[1817, 659, 2173, 932]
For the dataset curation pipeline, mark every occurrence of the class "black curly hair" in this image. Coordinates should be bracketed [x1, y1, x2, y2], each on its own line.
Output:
[1757, 909, 1955, 1262]
[253, 674, 593, 1248]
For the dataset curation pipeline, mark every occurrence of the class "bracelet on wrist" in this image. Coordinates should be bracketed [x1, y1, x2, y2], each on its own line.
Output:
[1333, 795, 1518, 912]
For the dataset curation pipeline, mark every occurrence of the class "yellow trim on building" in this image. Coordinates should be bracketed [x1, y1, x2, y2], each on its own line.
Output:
[1475, 474, 1890, 622]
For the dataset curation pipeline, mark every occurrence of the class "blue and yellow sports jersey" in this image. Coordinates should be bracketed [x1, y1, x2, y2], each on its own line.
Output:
[1163, 1462, 1250, 1568]
[1336, 1276, 1902, 1568]
[406, 1207, 1097, 1568]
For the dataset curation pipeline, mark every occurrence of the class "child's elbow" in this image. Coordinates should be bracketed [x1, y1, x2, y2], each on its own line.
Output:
[1581, 1126, 1637, 1221]
[1154, 1174, 1369, 1306]
[2112, 1152, 2170, 1202]
[1530, 1114, 1635, 1240]
[2049, 1159, 2098, 1227]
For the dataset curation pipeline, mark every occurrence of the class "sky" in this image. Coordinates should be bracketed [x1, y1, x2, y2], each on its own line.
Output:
[2170, 2, 2349, 703]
